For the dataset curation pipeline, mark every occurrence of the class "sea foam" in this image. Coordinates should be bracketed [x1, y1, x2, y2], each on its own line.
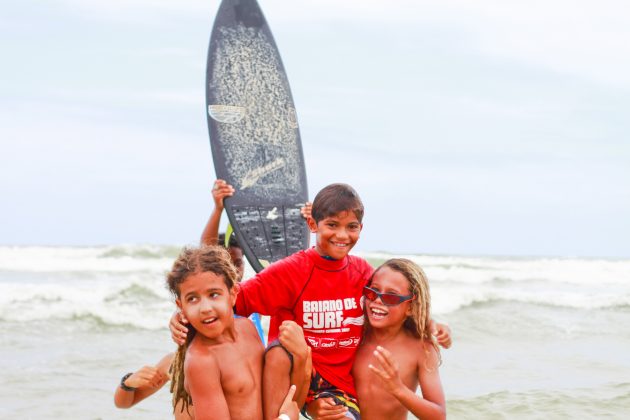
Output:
[1, 246, 628, 329]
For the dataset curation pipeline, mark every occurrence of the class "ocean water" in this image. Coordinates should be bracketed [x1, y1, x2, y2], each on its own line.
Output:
[1, 245, 629, 419]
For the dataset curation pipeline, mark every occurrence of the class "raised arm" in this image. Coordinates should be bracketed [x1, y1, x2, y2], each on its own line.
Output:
[200, 179, 235, 246]
[114, 353, 173, 408]
[369, 345, 445, 420]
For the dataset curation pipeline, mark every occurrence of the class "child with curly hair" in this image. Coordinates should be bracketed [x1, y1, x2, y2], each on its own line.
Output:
[167, 245, 301, 420]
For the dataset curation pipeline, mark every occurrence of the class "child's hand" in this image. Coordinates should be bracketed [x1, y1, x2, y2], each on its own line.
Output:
[125, 366, 167, 390]
[432, 322, 452, 349]
[212, 179, 235, 211]
[169, 310, 189, 346]
[278, 320, 308, 360]
[300, 202, 312, 219]
[277, 384, 299, 420]
[368, 346, 406, 398]
[306, 397, 348, 419]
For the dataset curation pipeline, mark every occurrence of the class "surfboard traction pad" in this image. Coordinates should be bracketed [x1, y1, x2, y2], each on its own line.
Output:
[230, 205, 306, 271]
[207, 0, 309, 272]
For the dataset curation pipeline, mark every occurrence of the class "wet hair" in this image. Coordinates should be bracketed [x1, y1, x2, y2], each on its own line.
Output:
[366, 258, 441, 367]
[218, 232, 240, 250]
[166, 245, 239, 415]
[311, 183, 364, 223]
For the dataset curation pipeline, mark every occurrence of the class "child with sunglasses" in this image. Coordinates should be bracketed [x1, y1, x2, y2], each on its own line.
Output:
[308, 258, 446, 419]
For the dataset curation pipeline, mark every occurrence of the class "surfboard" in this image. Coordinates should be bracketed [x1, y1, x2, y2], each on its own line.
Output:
[206, 0, 309, 273]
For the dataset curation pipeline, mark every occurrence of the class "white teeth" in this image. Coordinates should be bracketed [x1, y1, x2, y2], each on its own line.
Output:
[202, 318, 217, 324]
[371, 308, 387, 316]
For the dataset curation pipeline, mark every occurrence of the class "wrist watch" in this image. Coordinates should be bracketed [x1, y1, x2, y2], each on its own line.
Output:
[120, 372, 137, 392]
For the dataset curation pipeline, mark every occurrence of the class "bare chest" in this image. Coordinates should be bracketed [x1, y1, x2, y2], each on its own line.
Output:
[353, 342, 419, 418]
[215, 342, 263, 396]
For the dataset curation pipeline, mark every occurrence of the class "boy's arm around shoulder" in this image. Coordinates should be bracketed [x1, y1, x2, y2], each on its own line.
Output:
[186, 350, 231, 420]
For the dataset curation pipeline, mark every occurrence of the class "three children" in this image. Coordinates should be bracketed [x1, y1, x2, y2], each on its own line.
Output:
[172, 182, 450, 419]
[117, 181, 449, 419]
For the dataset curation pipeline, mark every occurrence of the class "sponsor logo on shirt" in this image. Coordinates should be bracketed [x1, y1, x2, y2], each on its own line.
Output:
[307, 337, 320, 348]
[320, 338, 337, 349]
[305, 336, 360, 350]
[338, 337, 360, 348]
[302, 297, 361, 331]
[342, 316, 364, 326]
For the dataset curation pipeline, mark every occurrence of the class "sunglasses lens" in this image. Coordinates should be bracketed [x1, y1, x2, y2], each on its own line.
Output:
[381, 294, 401, 305]
[363, 288, 378, 301]
[364, 287, 413, 306]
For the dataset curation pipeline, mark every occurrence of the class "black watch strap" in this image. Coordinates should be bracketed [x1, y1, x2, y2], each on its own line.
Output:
[120, 372, 136, 392]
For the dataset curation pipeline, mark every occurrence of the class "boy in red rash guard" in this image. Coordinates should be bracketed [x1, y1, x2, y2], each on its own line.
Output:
[236, 183, 370, 419]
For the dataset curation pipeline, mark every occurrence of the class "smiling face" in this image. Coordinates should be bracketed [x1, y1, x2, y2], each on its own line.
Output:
[176, 271, 236, 341]
[365, 266, 414, 330]
[308, 210, 362, 260]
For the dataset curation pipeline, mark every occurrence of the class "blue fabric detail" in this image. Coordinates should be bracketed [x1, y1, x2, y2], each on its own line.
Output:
[250, 312, 266, 346]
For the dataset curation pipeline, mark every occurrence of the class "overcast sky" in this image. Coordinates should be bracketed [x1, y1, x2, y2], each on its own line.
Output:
[1, 0, 628, 257]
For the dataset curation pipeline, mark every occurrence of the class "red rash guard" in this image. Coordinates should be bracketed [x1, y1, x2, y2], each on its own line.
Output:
[234, 247, 374, 397]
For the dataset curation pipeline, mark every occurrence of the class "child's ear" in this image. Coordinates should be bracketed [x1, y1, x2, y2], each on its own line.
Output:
[230, 283, 239, 306]
[307, 217, 318, 233]
[176, 298, 182, 311]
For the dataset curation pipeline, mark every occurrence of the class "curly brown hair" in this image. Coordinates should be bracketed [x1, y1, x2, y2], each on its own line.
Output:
[166, 245, 239, 415]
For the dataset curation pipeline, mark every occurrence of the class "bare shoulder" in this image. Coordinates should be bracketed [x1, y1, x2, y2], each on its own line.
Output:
[235, 317, 265, 348]
[235, 315, 254, 330]
[235, 316, 258, 337]
[185, 345, 220, 377]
